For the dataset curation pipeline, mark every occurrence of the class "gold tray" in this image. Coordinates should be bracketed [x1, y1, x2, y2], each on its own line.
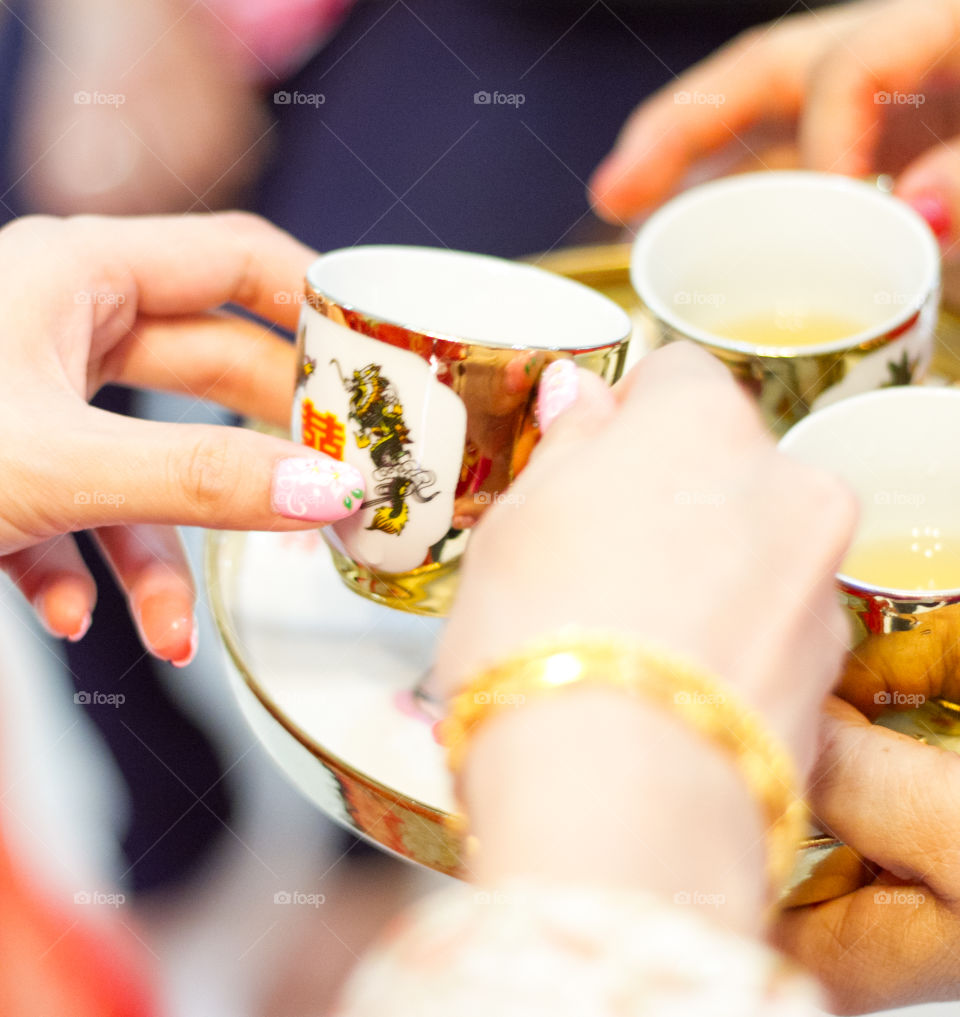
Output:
[205, 243, 960, 904]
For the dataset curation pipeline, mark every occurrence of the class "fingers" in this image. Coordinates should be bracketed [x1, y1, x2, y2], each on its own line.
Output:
[62, 211, 317, 330]
[94, 525, 196, 666]
[806, 696, 960, 901]
[589, 28, 783, 221]
[776, 694, 960, 1017]
[617, 339, 734, 398]
[588, 6, 854, 221]
[45, 410, 365, 533]
[97, 312, 297, 428]
[774, 883, 958, 1014]
[0, 535, 95, 640]
[801, 0, 960, 177]
[615, 341, 765, 440]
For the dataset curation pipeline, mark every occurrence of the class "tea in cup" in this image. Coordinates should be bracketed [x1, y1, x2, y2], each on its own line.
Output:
[780, 386, 960, 711]
[632, 172, 941, 434]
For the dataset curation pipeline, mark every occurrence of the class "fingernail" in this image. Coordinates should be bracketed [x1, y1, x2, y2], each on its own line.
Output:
[171, 622, 199, 669]
[271, 457, 366, 522]
[138, 597, 193, 661]
[906, 191, 952, 245]
[67, 611, 92, 642]
[537, 359, 579, 433]
[35, 583, 93, 642]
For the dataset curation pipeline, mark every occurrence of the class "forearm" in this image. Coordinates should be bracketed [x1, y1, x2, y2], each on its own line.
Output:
[460, 686, 768, 935]
[337, 688, 819, 1015]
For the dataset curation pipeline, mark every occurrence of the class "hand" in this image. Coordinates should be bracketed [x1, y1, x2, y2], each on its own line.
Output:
[775, 695, 960, 1013]
[590, 0, 960, 251]
[0, 212, 363, 662]
[435, 343, 855, 769]
[775, 600, 960, 1012]
[432, 344, 855, 930]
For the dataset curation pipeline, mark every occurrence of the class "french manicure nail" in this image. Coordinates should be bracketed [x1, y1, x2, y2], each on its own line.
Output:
[271, 457, 366, 522]
[171, 621, 199, 669]
[906, 192, 952, 245]
[67, 611, 92, 643]
[537, 359, 579, 433]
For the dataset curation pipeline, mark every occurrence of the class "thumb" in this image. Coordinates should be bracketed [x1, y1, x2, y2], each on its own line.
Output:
[52, 413, 366, 532]
[806, 696, 960, 901]
[894, 138, 959, 251]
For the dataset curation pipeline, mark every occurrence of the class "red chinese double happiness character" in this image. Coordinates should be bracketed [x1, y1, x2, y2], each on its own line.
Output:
[301, 399, 345, 460]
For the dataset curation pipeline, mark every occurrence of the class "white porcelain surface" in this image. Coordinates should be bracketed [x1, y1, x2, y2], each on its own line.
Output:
[295, 321, 467, 572]
[213, 529, 455, 822]
[308, 245, 632, 351]
[631, 171, 940, 357]
[780, 386, 960, 595]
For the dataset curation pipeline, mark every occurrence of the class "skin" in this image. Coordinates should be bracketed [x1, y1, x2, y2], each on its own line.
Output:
[12, 0, 268, 214]
[439, 349, 960, 1012]
[590, 0, 960, 259]
[432, 345, 858, 937]
[771, 619, 960, 1014]
[585, 1, 960, 1002]
[0, 212, 349, 662]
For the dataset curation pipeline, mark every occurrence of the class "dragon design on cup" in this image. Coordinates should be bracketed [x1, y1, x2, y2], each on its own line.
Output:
[331, 360, 439, 536]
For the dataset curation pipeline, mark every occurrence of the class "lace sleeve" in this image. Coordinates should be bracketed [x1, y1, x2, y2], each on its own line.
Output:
[335, 880, 822, 1017]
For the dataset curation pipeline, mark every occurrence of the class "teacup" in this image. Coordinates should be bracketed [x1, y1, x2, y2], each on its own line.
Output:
[780, 386, 960, 711]
[632, 171, 941, 434]
[293, 245, 631, 616]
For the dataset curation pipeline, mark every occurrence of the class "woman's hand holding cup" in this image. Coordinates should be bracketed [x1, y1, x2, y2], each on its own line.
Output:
[0, 212, 363, 662]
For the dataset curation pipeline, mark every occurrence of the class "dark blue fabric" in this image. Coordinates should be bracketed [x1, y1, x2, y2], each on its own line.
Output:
[0, 3, 25, 225]
[253, 0, 770, 257]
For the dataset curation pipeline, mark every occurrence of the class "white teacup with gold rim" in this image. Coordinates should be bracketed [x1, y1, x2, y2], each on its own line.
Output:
[631, 172, 941, 434]
[293, 245, 631, 617]
[780, 386, 960, 715]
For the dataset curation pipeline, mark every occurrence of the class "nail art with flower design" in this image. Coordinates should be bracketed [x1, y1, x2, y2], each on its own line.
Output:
[537, 358, 579, 433]
[271, 457, 366, 522]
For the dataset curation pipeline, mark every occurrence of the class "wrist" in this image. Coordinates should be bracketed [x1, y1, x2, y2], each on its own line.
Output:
[459, 687, 769, 935]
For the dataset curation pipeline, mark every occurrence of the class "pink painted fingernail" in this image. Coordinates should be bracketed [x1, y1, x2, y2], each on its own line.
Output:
[906, 192, 952, 245]
[271, 457, 365, 522]
[171, 622, 199, 669]
[537, 359, 579, 432]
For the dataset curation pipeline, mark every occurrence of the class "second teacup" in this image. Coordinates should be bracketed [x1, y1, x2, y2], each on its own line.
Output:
[632, 172, 941, 434]
[780, 386, 960, 712]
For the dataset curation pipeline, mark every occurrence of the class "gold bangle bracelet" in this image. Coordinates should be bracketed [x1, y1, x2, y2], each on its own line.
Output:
[438, 630, 807, 901]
